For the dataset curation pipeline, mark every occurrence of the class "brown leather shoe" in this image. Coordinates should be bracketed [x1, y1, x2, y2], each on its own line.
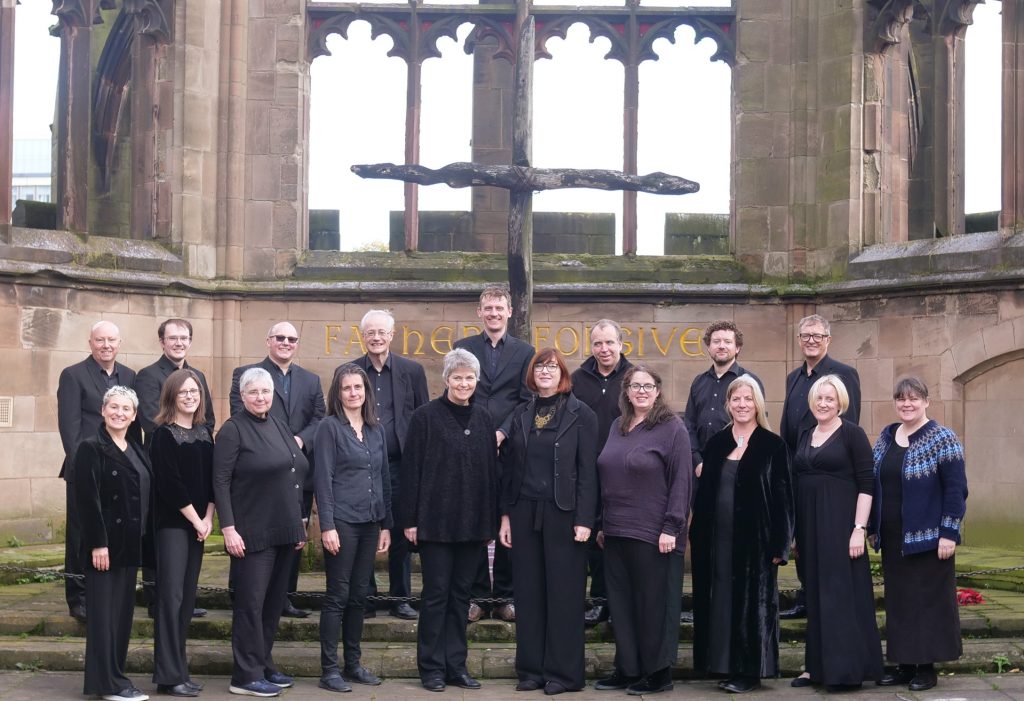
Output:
[494, 603, 516, 622]
[467, 602, 484, 622]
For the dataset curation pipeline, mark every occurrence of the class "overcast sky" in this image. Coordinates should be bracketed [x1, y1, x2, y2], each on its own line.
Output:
[12, 1, 1003, 253]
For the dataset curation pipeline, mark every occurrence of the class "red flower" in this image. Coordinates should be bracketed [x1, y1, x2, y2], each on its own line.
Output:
[956, 588, 984, 605]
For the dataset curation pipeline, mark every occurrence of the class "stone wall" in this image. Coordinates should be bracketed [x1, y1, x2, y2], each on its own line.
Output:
[1, 278, 1021, 545]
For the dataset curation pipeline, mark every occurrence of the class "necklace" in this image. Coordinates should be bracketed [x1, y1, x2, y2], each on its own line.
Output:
[734, 430, 752, 447]
[534, 403, 557, 430]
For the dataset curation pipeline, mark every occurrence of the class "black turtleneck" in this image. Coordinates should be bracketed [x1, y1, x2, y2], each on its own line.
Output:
[522, 393, 565, 500]
[441, 392, 474, 430]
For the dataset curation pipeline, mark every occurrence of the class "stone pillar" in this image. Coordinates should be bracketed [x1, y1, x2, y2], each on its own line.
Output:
[0, 0, 14, 226]
[52, 0, 95, 233]
[1002, 0, 1024, 234]
[930, 18, 969, 236]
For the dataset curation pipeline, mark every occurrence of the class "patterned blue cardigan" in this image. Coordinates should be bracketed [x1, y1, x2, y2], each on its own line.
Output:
[869, 420, 968, 556]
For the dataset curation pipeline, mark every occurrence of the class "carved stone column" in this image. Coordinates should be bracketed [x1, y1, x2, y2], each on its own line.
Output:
[1002, 0, 1024, 234]
[0, 0, 14, 226]
[52, 0, 96, 232]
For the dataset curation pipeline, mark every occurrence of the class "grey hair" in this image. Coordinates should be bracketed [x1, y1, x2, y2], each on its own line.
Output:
[360, 309, 395, 332]
[798, 314, 831, 334]
[442, 348, 480, 382]
[239, 367, 273, 393]
[102, 385, 138, 411]
[591, 319, 623, 342]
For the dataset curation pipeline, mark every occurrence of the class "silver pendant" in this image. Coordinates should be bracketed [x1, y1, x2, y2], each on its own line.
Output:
[464, 429, 471, 436]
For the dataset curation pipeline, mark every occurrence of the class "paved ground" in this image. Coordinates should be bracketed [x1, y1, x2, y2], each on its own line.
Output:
[2, 671, 1024, 701]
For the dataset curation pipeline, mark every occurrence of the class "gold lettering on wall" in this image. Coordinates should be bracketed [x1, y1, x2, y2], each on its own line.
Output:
[430, 326, 454, 354]
[403, 327, 426, 356]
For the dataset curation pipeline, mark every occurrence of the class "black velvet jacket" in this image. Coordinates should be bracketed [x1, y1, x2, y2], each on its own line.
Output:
[73, 426, 155, 569]
[689, 425, 794, 678]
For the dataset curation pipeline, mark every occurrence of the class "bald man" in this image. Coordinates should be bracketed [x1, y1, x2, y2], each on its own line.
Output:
[57, 321, 138, 621]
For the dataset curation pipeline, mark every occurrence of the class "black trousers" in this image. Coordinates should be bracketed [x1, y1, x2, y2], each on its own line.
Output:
[509, 500, 587, 690]
[286, 490, 315, 597]
[153, 528, 204, 685]
[320, 521, 379, 675]
[230, 544, 293, 685]
[417, 540, 480, 681]
[470, 540, 513, 608]
[586, 530, 606, 601]
[83, 564, 137, 696]
[604, 536, 683, 678]
[64, 479, 86, 610]
[367, 461, 413, 606]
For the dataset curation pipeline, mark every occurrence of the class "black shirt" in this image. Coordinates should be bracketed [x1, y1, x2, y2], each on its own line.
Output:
[522, 394, 561, 500]
[150, 423, 215, 531]
[313, 415, 392, 529]
[570, 355, 633, 454]
[484, 333, 505, 377]
[367, 356, 401, 461]
[782, 365, 822, 451]
[683, 362, 764, 468]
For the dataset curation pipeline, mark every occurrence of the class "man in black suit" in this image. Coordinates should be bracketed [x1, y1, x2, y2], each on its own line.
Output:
[135, 318, 216, 618]
[352, 309, 430, 620]
[453, 285, 534, 622]
[230, 321, 325, 618]
[57, 320, 137, 620]
[779, 313, 861, 619]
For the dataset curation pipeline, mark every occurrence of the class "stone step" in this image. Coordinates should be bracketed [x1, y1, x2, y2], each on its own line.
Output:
[0, 635, 1020, 679]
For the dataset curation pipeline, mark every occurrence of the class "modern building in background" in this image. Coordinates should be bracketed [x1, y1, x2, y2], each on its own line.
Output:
[10, 138, 51, 211]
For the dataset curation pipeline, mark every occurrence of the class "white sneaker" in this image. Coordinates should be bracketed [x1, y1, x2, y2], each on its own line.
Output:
[102, 688, 149, 701]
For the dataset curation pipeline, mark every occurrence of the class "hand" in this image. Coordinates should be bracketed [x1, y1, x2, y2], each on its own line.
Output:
[294, 539, 306, 551]
[378, 529, 391, 553]
[771, 556, 783, 565]
[193, 518, 211, 542]
[405, 527, 417, 546]
[867, 534, 878, 549]
[294, 435, 304, 450]
[573, 526, 591, 543]
[658, 533, 677, 554]
[695, 462, 703, 478]
[498, 515, 512, 548]
[937, 537, 957, 560]
[322, 529, 340, 555]
[495, 430, 506, 448]
[849, 528, 865, 559]
[596, 530, 604, 549]
[92, 547, 110, 571]
[223, 525, 246, 558]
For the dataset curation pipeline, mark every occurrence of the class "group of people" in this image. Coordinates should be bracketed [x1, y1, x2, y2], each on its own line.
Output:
[55, 291, 968, 701]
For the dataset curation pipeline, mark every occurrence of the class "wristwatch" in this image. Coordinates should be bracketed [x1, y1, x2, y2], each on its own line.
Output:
[853, 523, 866, 530]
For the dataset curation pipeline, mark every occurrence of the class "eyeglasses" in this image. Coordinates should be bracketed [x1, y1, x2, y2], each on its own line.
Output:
[271, 335, 299, 344]
[362, 330, 392, 339]
[177, 388, 201, 398]
[533, 363, 560, 373]
[627, 383, 657, 393]
[163, 335, 191, 343]
[798, 333, 829, 343]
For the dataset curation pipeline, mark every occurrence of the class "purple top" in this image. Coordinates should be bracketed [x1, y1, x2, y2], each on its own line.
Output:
[597, 415, 692, 553]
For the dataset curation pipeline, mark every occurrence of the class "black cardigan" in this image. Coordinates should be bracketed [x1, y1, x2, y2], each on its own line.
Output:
[397, 397, 499, 542]
[500, 393, 598, 528]
[213, 410, 308, 553]
[73, 426, 155, 568]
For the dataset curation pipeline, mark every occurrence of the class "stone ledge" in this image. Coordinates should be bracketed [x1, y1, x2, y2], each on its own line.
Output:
[849, 231, 1024, 280]
[0, 227, 184, 275]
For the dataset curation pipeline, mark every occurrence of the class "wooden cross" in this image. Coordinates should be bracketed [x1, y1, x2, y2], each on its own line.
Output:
[353, 13, 699, 338]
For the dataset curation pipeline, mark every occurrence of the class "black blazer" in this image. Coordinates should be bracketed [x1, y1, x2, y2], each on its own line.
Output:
[501, 393, 599, 528]
[73, 426, 154, 568]
[57, 356, 138, 479]
[453, 332, 534, 437]
[135, 354, 216, 441]
[780, 354, 861, 446]
[352, 353, 429, 452]
[229, 357, 325, 492]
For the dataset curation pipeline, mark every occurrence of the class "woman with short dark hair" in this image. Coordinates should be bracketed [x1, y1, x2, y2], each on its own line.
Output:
[498, 348, 597, 695]
[151, 369, 214, 698]
[315, 363, 391, 692]
[869, 377, 967, 692]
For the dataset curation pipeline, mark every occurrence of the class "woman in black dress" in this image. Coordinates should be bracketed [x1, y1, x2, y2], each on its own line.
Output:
[214, 367, 308, 699]
[791, 374, 882, 691]
[75, 386, 153, 701]
[497, 348, 598, 695]
[870, 377, 967, 692]
[399, 348, 499, 693]
[315, 364, 391, 692]
[151, 369, 215, 698]
[691, 375, 794, 694]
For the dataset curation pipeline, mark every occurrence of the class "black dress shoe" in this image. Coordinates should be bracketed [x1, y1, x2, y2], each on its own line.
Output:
[342, 665, 381, 686]
[516, 679, 542, 691]
[422, 677, 446, 692]
[719, 678, 760, 694]
[908, 668, 937, 692]
[191, 607, 207, 618]
[447, 673, 482, 689]
[281, 601, 310, 618]
[157, 683, 199, 697]
[779, 603, 807, 619]
[319, 675, 353, 693]
[595, 671, 638, 690]
[184, 680, 203, 692]
[877, 665, 916, 686]
[544, 681, 568, 695]
[626, 668, 673, 695]
[390, 603, 418, 620]
[69, 604, 87, 622]
[791, 676, 813, 688]
[584, 604, 609, 627]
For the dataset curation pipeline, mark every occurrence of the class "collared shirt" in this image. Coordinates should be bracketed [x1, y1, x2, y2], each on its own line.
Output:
[268, 361, 292, 400]
[368, 354, 401, 461]
[90, 356, 121, 389]
[782, 360, 822, 451]
[484, 332, 506, 377]
[683, 362, 764, 468]
[313, 415, 391, 528]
